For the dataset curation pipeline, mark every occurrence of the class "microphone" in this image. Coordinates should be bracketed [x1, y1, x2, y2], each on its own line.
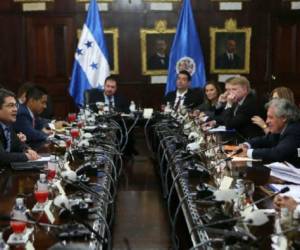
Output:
[243, 186, 290, 209]
[192, 209, 269, 232]
[194, 200, 225, 206]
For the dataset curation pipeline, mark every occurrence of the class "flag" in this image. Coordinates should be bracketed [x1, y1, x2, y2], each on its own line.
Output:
[165, 0, 206, 95]
[69, 0, 110, 106]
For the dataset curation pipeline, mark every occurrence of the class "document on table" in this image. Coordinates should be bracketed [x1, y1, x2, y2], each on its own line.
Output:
[208, 126, 227, 132]
[265, 162, 300, 184]
[32, 156, 51, 162]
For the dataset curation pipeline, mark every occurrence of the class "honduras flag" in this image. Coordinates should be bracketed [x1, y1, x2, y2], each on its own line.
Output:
[69, 0, 110, 107]
[165, 0, 206, 95]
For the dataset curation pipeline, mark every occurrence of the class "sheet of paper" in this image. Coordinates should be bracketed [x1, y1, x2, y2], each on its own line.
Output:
[265, 162, 300, 184]
[32, 156, 51, 162]
[208, 126, 227, 132]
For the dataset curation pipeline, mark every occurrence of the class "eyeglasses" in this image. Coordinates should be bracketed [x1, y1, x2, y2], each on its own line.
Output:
[3, 103, 19, 109]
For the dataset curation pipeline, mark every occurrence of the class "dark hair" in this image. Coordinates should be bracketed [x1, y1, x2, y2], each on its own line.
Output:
[0, 88, 16, 109]
[203, 81, 222, 105]
[25, 86, 47, 103]
[104, 76, 117, 85]
[178, 70, 191, 81]
[17, 82, 35, 99]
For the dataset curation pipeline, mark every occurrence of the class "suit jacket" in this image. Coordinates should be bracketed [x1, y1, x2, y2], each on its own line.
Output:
[0, 125, 28, 164]
[163, 88, 203, 110]
[148, 53, 169, 70]
[223, 93, 263, 140]
[216, 53, 242, 69]
[13, 104, 48, 143]
[247, 122, 300, 167]
[84, 89, 129, 113]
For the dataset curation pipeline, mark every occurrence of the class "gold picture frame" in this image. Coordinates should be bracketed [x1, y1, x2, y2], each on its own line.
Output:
[144, 0, 180, 2]
[13, 0, 53, 2]
[77, 28, 119, 75]
[140, 20, 176, 76]
[210, 0, 250, 2]
[210, 19, 251, 74]
[76, 0, 113, 2]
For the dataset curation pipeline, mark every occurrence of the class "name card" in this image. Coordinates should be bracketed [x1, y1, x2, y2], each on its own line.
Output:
[291, 1, 300, 10]
[150, 3, 173, 11]
[219, 2, 242, 11]
[85, 3, 108, 11]
[151, 75, 167, 84]
[22, 3, 46, 11]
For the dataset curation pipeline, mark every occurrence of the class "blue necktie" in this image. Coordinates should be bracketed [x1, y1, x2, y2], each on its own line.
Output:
[4, 127, 11, 152]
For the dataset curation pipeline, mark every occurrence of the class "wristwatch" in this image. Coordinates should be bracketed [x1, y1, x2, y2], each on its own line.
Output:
[262, 124, 267, 129]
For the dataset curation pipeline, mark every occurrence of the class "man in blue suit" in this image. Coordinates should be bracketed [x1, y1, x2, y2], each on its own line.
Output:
[13, 86, 60, 146]
[238, 98, 300, 167]
[0, 88, 39, 164]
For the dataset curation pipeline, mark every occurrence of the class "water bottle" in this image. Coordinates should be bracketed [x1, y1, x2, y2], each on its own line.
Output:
[129, 101, 136, 113]
[0, 232, 8, 250]
[10, 198, 27, 236]
[34, 174, 49, 206]
[47, 155, 58, 181]
[164, 102, 171, 114]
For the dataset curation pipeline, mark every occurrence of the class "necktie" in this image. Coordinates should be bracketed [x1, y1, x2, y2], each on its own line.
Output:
[108, 96, 113, 110]
[233, 103, 240, 116]
[4, 127, 11, 152]
[174, 96, 182, 112]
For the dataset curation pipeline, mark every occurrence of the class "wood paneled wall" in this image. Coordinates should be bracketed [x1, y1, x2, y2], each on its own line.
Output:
[0, 0, 299, 117]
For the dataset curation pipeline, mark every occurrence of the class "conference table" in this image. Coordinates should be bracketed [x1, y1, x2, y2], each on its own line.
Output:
[0, 122, 119, 250]
[148, 114, 300, 250]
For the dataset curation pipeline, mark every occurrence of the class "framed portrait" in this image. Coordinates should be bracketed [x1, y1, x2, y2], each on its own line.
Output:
[144, 0, 180, 2]
[77, 28, 119, 74]
[210, 0, 250, 2]
[210, 19, 252, 74]
[140, 20, 176, 75]
[76, 0, 113, 2]
[13, 0, 53, 2]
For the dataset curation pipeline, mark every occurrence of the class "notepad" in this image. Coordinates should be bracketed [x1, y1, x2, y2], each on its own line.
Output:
[265, 162, 300, 184]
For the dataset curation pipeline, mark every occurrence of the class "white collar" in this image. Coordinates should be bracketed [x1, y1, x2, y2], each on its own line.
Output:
[26, 106, 34, 119]
[176, 89, 188, 97]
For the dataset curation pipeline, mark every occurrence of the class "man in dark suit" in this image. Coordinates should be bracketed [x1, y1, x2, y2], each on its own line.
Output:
[0, 88, 39, 164]
[163, 70, 203, 111]
[84, 76, 129, 113]
[238, 98, 300, 167]
[216, 39, 242, 69]
[13, 86, 66, 146]
[148, 39, 169, 70]
[222, 76, 263, 139]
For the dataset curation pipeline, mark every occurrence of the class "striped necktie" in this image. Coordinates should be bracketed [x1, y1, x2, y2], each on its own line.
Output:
[3, 127, 11, 152]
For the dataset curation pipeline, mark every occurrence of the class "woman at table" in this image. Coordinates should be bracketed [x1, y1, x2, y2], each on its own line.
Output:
[196, 81, 223, 120]
[252, 87, 295, 134]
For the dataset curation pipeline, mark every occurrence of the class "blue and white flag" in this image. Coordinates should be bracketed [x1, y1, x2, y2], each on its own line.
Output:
[69, 0, 110, 106]
[165, 0, 206, 95]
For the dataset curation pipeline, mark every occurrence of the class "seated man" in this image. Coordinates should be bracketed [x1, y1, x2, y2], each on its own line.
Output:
[222, 76, 263, 139]
[17, 82, 53, 119]
[163, 70, 203, 111]
[239, 98, 300, 167]
[84, 76, 129, 113]
[0, 88, 39, 164]
[13, 86, 65, 146]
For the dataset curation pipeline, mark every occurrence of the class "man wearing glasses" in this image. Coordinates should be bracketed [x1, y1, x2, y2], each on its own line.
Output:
[0, 88, 39, 164]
